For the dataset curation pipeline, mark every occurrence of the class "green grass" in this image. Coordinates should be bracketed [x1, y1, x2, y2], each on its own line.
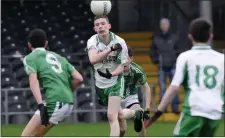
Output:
[1, 121, 224, 136]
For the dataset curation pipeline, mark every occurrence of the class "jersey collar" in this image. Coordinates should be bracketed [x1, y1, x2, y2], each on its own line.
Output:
[97, 32, 115, 45]
[192, 45, 212, 50]
[32, 48, 46, 52]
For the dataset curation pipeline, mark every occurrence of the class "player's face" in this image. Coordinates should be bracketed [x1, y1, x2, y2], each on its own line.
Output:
[124, 56, 133, 71]
[160, 23, 169, 33]
[94, 18, 111, 36]
[124, 62, 130, 71]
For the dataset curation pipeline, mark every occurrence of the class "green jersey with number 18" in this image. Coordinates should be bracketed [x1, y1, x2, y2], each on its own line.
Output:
[23, 48, 76, 104]
[87, 32, 129, 89]
[171, 45, 224, 120]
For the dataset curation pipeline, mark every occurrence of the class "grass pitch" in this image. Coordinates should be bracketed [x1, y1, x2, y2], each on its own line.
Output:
[1, 121, 224, 136]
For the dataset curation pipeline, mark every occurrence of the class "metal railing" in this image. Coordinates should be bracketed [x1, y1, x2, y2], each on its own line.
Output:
[1, 67, 158, 124]
[1, 86, 157, 124]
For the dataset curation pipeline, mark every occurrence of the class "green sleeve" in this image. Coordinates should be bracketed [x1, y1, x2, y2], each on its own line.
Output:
[23, 56, 37, 75]
[67, 63, 76, 74]
[63, 58, 77, 74]
[138, 72, 147, 85]
[132, 62, 147, 85]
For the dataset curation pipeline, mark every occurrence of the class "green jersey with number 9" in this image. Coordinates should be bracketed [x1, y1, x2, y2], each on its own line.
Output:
[171, 46, 224, 120]
[23, 48, 76, 104]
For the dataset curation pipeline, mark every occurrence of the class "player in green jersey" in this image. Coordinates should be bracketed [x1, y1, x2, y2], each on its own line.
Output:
[87, 16, 143, 136]
[21, 29, 83, 136]
[144, 18, 224, 137]
[98, 48, 152, 136]
[119, 48, 151, 137]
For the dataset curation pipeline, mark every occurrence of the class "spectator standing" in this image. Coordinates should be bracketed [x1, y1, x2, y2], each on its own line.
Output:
[150, 18, 180, 114]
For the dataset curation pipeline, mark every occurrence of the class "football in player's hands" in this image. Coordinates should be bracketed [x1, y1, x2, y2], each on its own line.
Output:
[111, 43, 122, 51]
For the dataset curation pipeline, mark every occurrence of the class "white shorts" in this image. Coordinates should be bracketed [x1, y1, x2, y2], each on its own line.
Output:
[35, 102, 74, 124]
[121, 94, 139, 109]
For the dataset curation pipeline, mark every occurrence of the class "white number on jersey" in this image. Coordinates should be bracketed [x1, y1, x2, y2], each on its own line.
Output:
[46, 53, 63, 73]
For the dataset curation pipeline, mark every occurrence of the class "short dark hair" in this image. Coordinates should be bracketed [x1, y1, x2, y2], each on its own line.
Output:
[28, 29, 47, 48]
[128, 47, 133, 57]
[94, 15, 109, 23]
[189, 18, 212, 43]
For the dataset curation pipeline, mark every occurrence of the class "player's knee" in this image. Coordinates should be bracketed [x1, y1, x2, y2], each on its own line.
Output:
[118, 112, 125, 120]
[107, 113, 118, 123]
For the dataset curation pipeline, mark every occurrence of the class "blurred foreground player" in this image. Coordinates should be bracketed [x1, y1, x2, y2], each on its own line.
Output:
[86, 16, 143, 136]
[119, 48, 151, 137]
[145, 18, 224, 137]
[21, 29, 83, 136]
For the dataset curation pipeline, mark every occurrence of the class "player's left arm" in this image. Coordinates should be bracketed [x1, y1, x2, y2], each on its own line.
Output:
[137, 69, 151, 109]
[145, 53, 187, 128]
[141, 82, 151, 109]
[23, 56, 51, 126]
[23, 56, 43, 104]
[29, 73, 43, 104]
[137, 68, 151, 120]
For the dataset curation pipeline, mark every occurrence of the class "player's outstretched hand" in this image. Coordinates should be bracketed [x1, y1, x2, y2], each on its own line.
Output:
[144, 110, 163, 128]
[38, 104, 50, 127]
[97, 69, 112, 79]
[111, 43, 122, 51]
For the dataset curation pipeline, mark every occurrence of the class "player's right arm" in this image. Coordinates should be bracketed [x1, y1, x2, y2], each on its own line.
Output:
[71, 71, 83, 82]
[158, 53, 187, 111]
[87, 38, 112, 64]
[64, 58, 83, 89]
[145, 53, 187, 128]
[88, 48, 112, 64]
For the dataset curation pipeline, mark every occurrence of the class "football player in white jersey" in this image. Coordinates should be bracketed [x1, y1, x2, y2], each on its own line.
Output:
[86, 16, 143, 136]
[144, 18, 224, 137]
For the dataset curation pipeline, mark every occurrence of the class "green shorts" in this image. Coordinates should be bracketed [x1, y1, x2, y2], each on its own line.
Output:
[96, 75, 124, 106]
[173, 113, 221, 137]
